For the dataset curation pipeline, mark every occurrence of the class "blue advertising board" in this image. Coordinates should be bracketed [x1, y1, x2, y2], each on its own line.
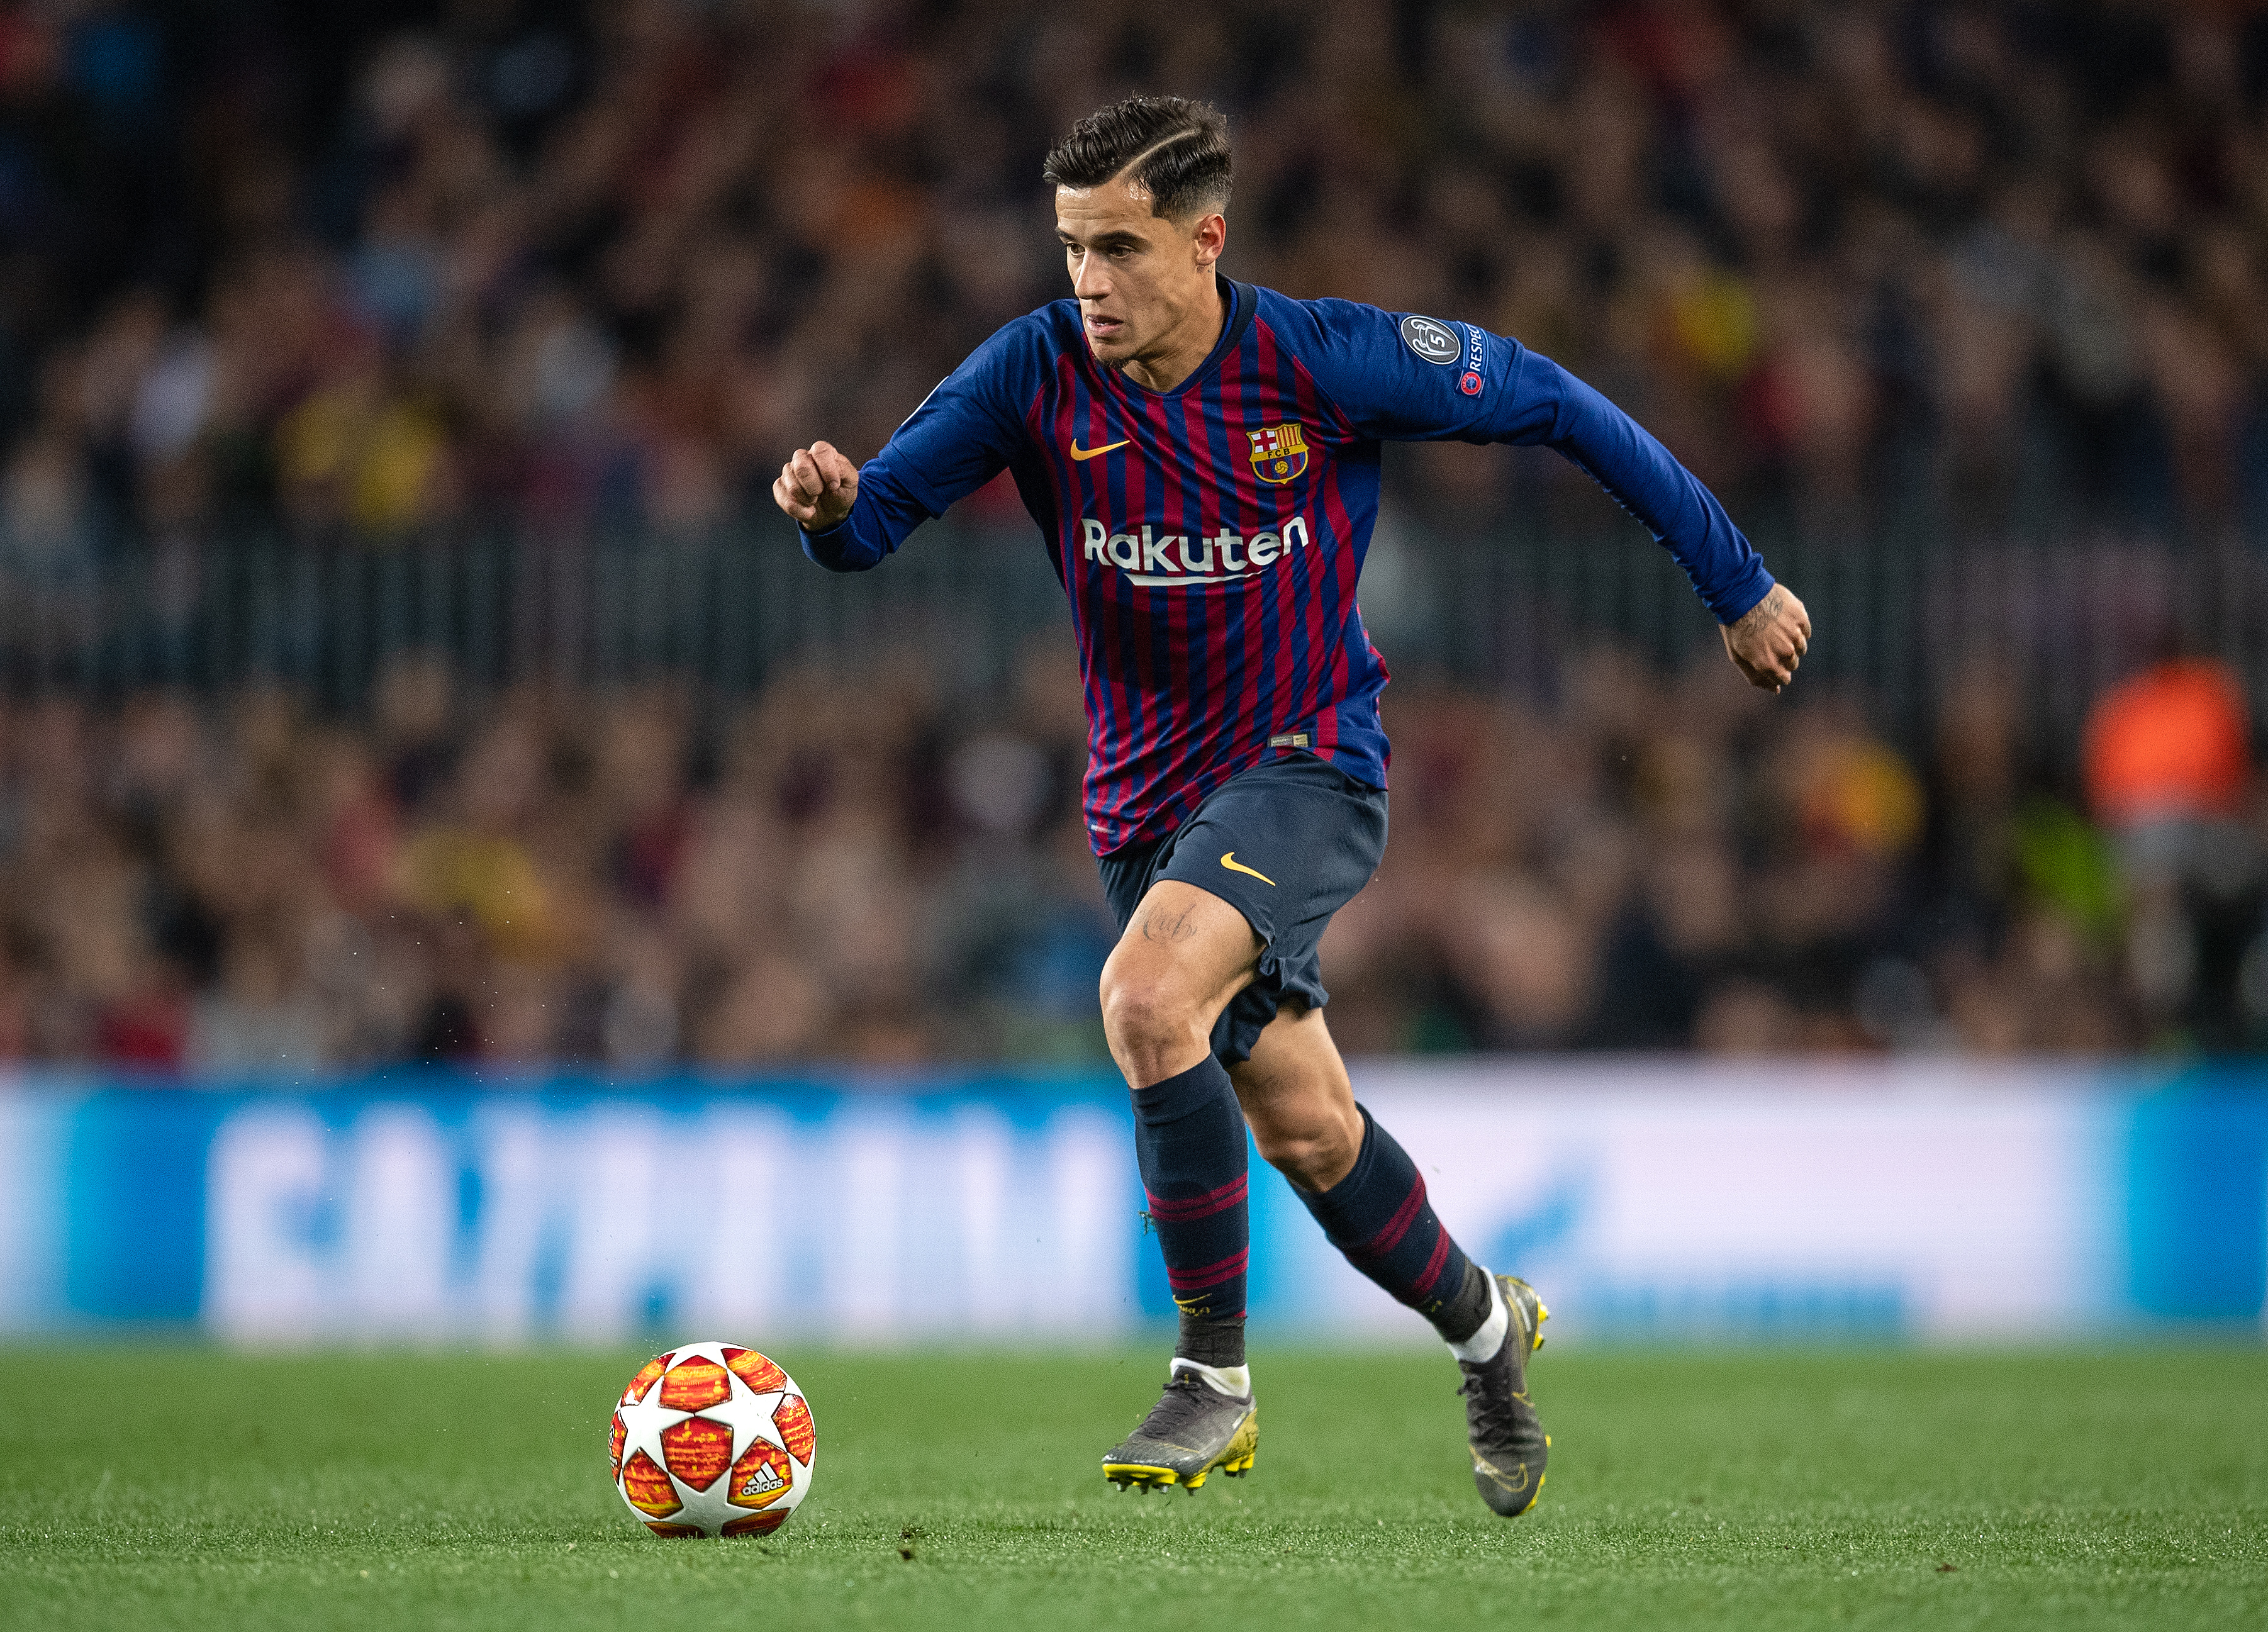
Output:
[1, 1062, 2261, 1342]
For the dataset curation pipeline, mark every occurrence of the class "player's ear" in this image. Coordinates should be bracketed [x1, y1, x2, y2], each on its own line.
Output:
[1192, 211, 1227, 269]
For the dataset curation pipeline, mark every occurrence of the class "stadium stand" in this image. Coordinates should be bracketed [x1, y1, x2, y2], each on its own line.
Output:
[0, 1, 2262, 1065]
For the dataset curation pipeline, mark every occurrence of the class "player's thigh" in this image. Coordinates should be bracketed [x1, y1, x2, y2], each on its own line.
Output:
[1228, 1003, 1362, 1172]
[1100, 877, 1264, 1026]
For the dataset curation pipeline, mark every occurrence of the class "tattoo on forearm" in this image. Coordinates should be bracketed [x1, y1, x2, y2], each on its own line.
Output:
[1731, 586, 1785, 640]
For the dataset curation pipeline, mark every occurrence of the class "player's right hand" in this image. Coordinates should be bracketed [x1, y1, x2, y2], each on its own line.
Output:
[773, 441, 859, 532]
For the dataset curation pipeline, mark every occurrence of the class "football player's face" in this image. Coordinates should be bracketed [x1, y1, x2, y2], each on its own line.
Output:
[1055, 184, 1223, 369]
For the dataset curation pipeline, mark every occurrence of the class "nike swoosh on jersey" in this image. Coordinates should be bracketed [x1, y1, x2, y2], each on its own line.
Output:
[1221, 852, 1276, 886]
[1069, 439, 1130, 461]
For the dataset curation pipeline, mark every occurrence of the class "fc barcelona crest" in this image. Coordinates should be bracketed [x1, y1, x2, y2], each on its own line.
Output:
[1248, 422, 1309, 485]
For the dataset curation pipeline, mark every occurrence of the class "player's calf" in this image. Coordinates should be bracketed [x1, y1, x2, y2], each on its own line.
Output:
[1294, 1105, 1496, 1343]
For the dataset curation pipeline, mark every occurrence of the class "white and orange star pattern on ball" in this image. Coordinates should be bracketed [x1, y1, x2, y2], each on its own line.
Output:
[608, 1341, 818, 1538]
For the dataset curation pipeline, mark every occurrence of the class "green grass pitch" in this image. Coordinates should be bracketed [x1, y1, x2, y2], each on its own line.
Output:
[3, 1343, 2264, 1630]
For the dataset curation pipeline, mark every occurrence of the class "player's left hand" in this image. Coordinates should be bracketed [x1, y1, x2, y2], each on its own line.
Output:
[773, 440, 859, 532]
[1720, 584, 1810, 692]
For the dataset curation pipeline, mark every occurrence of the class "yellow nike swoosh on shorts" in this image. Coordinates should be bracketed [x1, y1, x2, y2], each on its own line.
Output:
[1221, 852, 1275, 886]
[1069, 439, 1130, 461]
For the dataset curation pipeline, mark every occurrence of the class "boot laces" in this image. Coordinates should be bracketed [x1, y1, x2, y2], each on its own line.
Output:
[1137, 1369, 1236, 1441]
[1458, 1354, 1522, 1445]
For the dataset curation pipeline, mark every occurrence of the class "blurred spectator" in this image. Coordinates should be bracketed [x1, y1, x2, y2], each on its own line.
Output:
[2084, 652, 2261, 1048]
[0, 2, 2259, 543]
[0, 633, 2257, 1066]
[2084, 656, 2251, 832]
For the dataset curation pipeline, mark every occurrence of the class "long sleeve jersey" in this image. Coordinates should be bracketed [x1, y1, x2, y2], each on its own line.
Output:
[803, 279, 1775, 854]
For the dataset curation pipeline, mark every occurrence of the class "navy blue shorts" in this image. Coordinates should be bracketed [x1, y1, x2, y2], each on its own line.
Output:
[1097, 755, 1388, 1065]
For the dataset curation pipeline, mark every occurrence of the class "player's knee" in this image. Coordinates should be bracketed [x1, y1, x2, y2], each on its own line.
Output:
[1098, 958, 1199, 1060]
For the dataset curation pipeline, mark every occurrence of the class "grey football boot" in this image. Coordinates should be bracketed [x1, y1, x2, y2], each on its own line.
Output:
[1458, 1273, 1551, 1516]
[1102, 1362, 1258, 1493]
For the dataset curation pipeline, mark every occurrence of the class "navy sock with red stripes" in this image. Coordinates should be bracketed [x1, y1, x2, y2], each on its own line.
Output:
[1299, 1105, 1491, 1343]
[1130, 1055, 1249, 1369]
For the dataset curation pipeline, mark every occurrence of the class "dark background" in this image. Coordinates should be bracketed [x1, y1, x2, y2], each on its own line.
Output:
[0, 1, 2263, 1071]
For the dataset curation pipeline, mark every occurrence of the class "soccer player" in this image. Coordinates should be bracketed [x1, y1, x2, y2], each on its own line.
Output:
[774, 96, 1809, 1515]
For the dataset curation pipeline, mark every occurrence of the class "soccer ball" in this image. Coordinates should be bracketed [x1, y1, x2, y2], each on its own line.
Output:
[608, 1341, 817, 1538]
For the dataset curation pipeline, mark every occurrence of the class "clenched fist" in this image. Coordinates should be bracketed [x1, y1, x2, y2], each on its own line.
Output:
[773, 442, 859, 532]
[1721, 584, 1811, 692]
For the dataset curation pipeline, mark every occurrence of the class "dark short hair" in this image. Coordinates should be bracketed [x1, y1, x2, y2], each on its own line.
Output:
[1041, 96, 1231, 220]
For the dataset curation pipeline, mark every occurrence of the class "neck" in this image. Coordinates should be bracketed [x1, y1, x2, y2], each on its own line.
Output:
[1124, 275, 1229, 392]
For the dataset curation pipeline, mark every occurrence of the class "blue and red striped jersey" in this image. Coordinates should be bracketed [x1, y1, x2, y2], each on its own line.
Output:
[804, 279, 1774, 854]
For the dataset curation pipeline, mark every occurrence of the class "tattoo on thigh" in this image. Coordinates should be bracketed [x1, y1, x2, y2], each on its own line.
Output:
[1139, 905, 1197, 943]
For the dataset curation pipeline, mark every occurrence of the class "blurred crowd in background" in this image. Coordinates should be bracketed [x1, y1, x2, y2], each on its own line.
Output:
[0, 637, 2259, 1071]
[0, 0, 2266, 1070]
[0, 0, 2263, 554]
